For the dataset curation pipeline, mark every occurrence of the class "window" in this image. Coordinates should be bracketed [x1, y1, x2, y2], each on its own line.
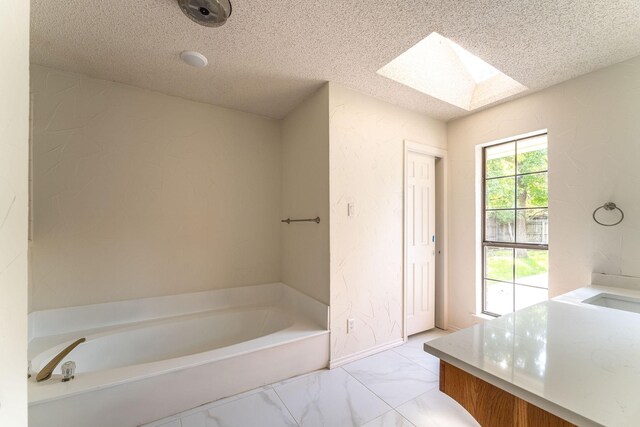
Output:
[482, 134, 548, 316]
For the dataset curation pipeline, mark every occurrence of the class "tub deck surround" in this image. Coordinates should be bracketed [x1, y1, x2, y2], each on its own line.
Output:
[28, 283, 329, 427]
[424, 279, 640, 427]
[28, 282, 327, 341]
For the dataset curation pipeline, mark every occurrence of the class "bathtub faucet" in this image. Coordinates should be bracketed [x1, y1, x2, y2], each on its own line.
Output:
[36, 337, 86, 382]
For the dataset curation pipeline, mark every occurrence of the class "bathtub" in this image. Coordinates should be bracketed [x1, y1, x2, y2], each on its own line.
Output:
[28, 283, 329, 427]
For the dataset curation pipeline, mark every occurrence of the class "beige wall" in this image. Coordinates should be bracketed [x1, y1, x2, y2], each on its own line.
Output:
[281, 86, 330, 304]
[328, 83, 447, 362]
[0, 0, 29, 424]
[30, 65, 282, 311]
[447, 56, 640, 329]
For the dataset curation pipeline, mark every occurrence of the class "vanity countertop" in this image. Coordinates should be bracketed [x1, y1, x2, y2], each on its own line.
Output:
[424, 284, 640, 427]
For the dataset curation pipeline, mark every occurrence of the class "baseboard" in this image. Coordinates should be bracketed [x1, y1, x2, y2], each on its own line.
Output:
[328, 338, 404, 369]
[446, 324, 462, 332]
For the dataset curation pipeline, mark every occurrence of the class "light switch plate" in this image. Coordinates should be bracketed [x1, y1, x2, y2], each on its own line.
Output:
[347, 203, 355, 217]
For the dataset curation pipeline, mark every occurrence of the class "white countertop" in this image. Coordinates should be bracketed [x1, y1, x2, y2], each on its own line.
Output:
[424, 283, 640, 427]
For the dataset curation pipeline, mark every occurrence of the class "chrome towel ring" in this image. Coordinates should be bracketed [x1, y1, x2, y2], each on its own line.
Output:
[592, 202, 624, 226]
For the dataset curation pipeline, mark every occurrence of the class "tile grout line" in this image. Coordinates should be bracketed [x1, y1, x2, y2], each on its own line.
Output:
[374, 409, 418, 427]
[147, 386, 286, 426]
[390, 347, 441, 377]
[337, 367, 417, 427]
[271, 385, 302, 427]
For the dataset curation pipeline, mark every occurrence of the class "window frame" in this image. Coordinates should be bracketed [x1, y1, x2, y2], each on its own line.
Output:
[481, 135, 549, 317]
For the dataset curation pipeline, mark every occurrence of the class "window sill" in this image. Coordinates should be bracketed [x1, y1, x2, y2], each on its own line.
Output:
[472, 313, 497, 323]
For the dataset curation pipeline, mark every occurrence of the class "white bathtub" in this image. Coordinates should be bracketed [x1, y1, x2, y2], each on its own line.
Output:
[28, 283, 329, 427]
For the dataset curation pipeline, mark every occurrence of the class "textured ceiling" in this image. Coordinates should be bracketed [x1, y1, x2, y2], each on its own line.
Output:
[31, 0, 640, 120]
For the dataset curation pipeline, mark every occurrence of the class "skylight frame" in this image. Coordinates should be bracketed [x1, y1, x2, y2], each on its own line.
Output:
[376, 32, 527, 111]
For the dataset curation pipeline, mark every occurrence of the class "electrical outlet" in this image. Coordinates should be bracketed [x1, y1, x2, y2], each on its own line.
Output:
[347, 318, 355, 333]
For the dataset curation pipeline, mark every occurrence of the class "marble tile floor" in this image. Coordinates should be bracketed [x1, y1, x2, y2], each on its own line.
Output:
[143, 329, 478, 427]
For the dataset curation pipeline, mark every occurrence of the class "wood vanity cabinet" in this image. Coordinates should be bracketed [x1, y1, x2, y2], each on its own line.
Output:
[439, 361, 575, 427]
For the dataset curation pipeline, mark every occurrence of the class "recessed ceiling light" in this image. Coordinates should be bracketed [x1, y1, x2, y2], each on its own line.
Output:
[180, 51, 208, 68]
[377, 32, 527, 111]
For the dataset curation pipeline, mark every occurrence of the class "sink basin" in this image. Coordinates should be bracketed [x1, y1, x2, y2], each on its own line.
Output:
[583, 293, 640, 314]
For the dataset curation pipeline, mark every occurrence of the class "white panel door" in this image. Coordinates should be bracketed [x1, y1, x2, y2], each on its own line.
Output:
[406, 152, 436, 335]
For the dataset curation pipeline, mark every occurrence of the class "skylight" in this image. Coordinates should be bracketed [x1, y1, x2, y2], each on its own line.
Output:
[377, 32, 527, 111]
[449, 41, 499, 83]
